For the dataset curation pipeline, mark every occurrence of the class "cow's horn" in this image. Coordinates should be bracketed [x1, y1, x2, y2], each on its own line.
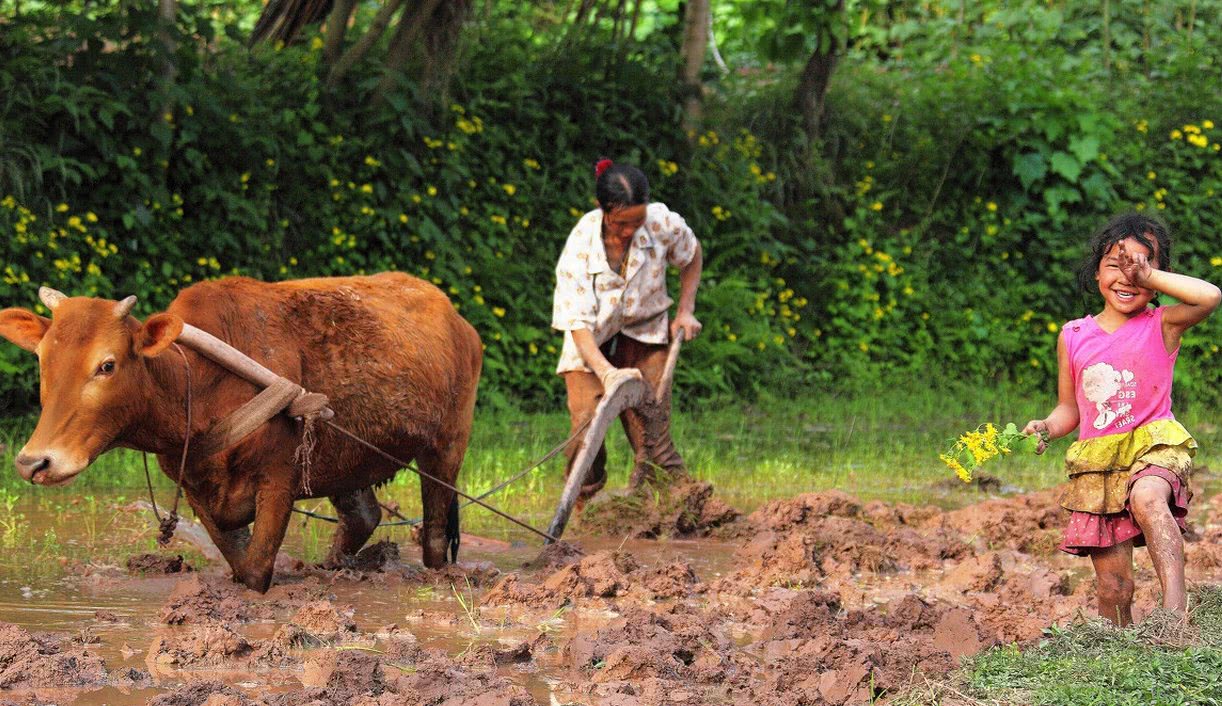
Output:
[38, 286, 67, 311]
[114, 295, 137, 319]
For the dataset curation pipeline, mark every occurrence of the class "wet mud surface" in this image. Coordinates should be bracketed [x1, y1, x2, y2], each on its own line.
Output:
[2, 475, 1222, 705]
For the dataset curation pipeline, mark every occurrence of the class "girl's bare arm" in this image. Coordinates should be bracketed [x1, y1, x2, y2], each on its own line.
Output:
[1119, 243, 1221, 346]
[1023, 332, 1079, 451]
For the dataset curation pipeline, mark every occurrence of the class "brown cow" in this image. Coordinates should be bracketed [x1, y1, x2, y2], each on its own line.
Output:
[0, 272, 482, 592]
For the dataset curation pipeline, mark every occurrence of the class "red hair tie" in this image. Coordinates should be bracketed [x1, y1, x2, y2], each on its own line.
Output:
[594, 158, 613, 178]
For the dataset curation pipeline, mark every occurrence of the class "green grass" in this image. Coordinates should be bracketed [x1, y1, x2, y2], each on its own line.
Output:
[894, 587, 1222, 706]
[0, 385, 1218, 545]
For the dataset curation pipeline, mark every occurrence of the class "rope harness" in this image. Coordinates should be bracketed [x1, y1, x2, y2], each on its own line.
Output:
[143, 343, 193, 546]
[142, 332, 568, 547]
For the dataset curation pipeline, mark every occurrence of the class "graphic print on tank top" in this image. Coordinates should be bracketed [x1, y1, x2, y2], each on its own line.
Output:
[1081, 361, 1138, 431]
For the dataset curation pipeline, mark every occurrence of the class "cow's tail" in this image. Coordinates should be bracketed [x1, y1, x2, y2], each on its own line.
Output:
[446, 494, 460, 563]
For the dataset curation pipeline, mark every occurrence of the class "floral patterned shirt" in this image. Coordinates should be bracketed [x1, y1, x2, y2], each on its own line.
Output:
[551, 203, 699, 374]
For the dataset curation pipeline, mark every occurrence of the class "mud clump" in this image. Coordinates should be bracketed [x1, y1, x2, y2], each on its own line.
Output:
[484, 551, 702, 608]
[740, 592, 992, 704]
[149, 680, 256, 706]
[580, 478, 739, 539]
[127, 553, 193, 575]
[939, 489, 1065, 551]
[524, 540, 586, 571]
[289, 601, 358, 639]
[566, 605, 731, 683]
[160, 575, 264, 625]
[746, 490, 864, 533]
[725, 517, 897, 588]
[352, 540, 400, 571]
[0, 622, 108, 689]
[148, 623, 254, 667]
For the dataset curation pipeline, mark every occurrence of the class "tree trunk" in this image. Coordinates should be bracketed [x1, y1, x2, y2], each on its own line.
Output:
[374, 0, 469, 105]
[323, 0, 358, 65]
[794, 1, 844, 142]
[679, 0, 710, 135]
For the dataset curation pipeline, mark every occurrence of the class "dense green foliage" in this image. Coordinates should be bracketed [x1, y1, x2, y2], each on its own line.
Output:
[1, 0, 1220, 413]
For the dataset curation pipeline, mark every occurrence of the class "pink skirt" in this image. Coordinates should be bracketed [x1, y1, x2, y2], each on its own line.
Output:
[1059, 465, 1191, 556]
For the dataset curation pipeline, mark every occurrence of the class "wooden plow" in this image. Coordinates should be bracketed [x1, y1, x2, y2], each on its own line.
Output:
[544, 336, 682, 542]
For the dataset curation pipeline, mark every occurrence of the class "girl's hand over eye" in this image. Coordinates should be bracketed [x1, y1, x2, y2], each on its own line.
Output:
[1117, 242, 1153, 287]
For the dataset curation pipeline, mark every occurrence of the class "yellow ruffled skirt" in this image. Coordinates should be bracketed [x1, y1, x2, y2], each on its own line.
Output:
[1059, 418, 1196, 514]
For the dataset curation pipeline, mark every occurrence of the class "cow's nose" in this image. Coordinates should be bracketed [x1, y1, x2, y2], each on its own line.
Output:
[14, 454, 51, 482]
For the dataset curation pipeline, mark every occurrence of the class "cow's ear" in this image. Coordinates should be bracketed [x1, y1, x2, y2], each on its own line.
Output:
[0, 308, 51, 353]
[136, 313, 184, 358]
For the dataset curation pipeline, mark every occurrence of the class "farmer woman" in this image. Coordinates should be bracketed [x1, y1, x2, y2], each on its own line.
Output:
[551, 159, 704, 504]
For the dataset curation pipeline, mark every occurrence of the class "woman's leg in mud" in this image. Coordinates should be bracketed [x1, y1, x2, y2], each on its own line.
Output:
[1129, 475, 1187, 614]
[617, 337, 685, 489]
[563, 370, 610, 504]
[1090, 541, 1135, 626]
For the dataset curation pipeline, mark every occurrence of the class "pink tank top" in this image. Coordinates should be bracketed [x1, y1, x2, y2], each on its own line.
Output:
[1062, 306, 1177, 441]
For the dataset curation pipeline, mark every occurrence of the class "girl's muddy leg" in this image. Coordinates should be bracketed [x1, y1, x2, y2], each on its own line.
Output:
[1090, 541, 1134, 626]
[1129, 475, 1187, 614]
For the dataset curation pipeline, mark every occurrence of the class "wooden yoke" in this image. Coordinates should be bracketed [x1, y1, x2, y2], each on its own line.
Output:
[176, 323, 334, 458]
[545, 336, 684, 542]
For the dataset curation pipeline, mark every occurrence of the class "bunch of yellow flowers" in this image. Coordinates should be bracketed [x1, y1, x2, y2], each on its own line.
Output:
[939, 422, 1042, 483]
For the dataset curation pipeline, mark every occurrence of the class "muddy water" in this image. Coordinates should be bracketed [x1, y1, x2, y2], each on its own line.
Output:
[0, 492, 746, 705]
[0, 472, 1219, 705]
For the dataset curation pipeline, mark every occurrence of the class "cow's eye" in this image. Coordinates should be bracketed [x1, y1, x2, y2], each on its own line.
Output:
[97, 360, 115, 376]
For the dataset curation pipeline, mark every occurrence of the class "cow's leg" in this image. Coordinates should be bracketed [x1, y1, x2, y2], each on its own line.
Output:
[322, 486, 381, 568]
[418, 442, 468, 568]
[183, 494, 251, 573]
[237, 482, 295, 593]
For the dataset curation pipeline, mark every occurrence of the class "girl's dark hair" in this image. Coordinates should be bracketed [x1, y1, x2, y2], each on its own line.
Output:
[1077, 212, 1172, 304]
[594, 159, 649, 211]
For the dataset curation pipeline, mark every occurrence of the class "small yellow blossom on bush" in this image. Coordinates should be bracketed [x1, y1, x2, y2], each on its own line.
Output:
[1135, 119, 1148, 133]
[1170, 129, 1183, 140]
[490, 214, 507, 225]
[1211, 257, 1222, 267]
[523, 158, 541, 170]
[427, 185, 438, 197]
[399, 214, 409, 224]
[502, 184, 516, 196]
[1046, 322, 1059, 333]
[492, 306, 506, 318]
[133, 147, 143, 156]
[986, 201, 997, 212]
[1205, 120, 1216, 129]
[870, 201, 883, 211]
[364, 155, 381, 167]
[1188, 134, 1209, 148]
[55, 203, 68, 212]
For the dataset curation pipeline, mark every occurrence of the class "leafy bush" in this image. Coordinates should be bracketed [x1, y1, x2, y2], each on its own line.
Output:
[2, 0, 1220, 414]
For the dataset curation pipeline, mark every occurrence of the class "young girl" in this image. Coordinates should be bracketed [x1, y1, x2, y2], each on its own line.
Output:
[1024, 213, 1220, 626]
